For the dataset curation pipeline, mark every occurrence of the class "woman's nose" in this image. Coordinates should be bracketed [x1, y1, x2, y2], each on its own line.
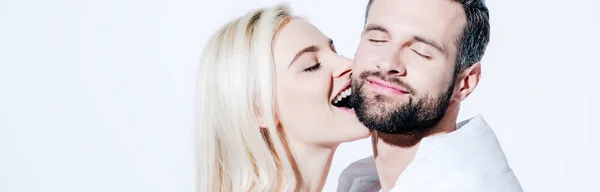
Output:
[332, 56, 353, 78]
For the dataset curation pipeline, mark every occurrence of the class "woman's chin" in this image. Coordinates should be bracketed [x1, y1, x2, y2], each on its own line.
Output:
[339, 123, 373, 142]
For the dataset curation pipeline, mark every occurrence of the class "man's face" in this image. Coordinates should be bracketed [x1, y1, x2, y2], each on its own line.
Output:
[351, 0, 467, 134]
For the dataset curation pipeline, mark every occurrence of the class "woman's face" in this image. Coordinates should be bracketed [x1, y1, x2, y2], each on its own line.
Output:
[272, 19, 371, 147]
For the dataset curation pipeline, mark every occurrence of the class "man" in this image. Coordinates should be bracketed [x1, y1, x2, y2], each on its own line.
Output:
[338, 0, 523, 191]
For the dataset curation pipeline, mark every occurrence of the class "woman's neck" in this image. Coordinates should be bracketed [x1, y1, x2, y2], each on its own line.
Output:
[288, 140, 337, 192]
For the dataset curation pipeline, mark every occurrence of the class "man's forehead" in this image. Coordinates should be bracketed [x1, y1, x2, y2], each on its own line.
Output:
[368, 0, 465, 32]
[368, 0, 463, 14]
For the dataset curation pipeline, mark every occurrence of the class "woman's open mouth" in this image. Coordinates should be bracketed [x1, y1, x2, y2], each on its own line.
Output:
[332, 86, 352, 109]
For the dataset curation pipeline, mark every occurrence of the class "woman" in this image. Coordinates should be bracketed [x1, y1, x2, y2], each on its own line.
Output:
[197, 4, 370, 192]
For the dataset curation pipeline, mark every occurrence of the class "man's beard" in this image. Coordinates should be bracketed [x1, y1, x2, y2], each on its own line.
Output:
[349, 71, 454, 136]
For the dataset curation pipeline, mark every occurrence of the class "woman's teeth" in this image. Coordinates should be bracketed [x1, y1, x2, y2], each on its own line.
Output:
[333, 87, 352, 104]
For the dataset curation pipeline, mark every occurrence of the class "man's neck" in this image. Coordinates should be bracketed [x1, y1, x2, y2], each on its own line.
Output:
[374, 106, 459, 192]
[288, 139, 337, 192]
[373, 134, 420, 192]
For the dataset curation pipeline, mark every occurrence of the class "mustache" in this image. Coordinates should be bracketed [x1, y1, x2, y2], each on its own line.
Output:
[357, 71, 416, 94]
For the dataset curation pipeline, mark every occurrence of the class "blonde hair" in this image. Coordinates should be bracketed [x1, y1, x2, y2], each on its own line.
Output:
[196, 4, 299, 192]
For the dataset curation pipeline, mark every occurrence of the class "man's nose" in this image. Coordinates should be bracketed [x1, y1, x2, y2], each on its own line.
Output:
[376, 50, 406, 76]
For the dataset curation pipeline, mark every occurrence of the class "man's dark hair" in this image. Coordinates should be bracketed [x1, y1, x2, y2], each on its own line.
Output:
[365, 0, 490, 74]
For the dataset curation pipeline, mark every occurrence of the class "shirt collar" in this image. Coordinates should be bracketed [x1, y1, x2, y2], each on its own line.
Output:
[338, 115, 492, 192]
[414, 114, 489, 162]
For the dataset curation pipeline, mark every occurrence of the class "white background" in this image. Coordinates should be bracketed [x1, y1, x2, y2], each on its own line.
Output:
[1, 0, 599, 191]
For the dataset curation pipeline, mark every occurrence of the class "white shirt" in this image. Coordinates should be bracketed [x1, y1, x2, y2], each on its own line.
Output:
[337, 115, 523, 192]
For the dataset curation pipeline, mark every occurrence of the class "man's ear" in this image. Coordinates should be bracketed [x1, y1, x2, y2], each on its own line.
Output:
[454, 62, 481, 101]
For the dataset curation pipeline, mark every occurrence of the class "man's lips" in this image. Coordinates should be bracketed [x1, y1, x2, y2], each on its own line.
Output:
[367, 77, 409, 94]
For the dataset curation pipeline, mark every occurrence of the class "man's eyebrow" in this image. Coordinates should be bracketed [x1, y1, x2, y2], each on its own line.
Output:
[289, 45, 319, 68]
[364, 24, 389, 35]
[414, 36, 445, 53]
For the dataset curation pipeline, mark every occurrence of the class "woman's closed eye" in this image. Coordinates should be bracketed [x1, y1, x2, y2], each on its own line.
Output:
[368, 39, 388, 43]
[303, 62, 321, 72]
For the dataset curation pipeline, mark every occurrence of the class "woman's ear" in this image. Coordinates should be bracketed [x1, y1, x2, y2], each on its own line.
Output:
[454, 62, 482, 101]
[258, 113, 269, 128]
[257, 108, 278, 128]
